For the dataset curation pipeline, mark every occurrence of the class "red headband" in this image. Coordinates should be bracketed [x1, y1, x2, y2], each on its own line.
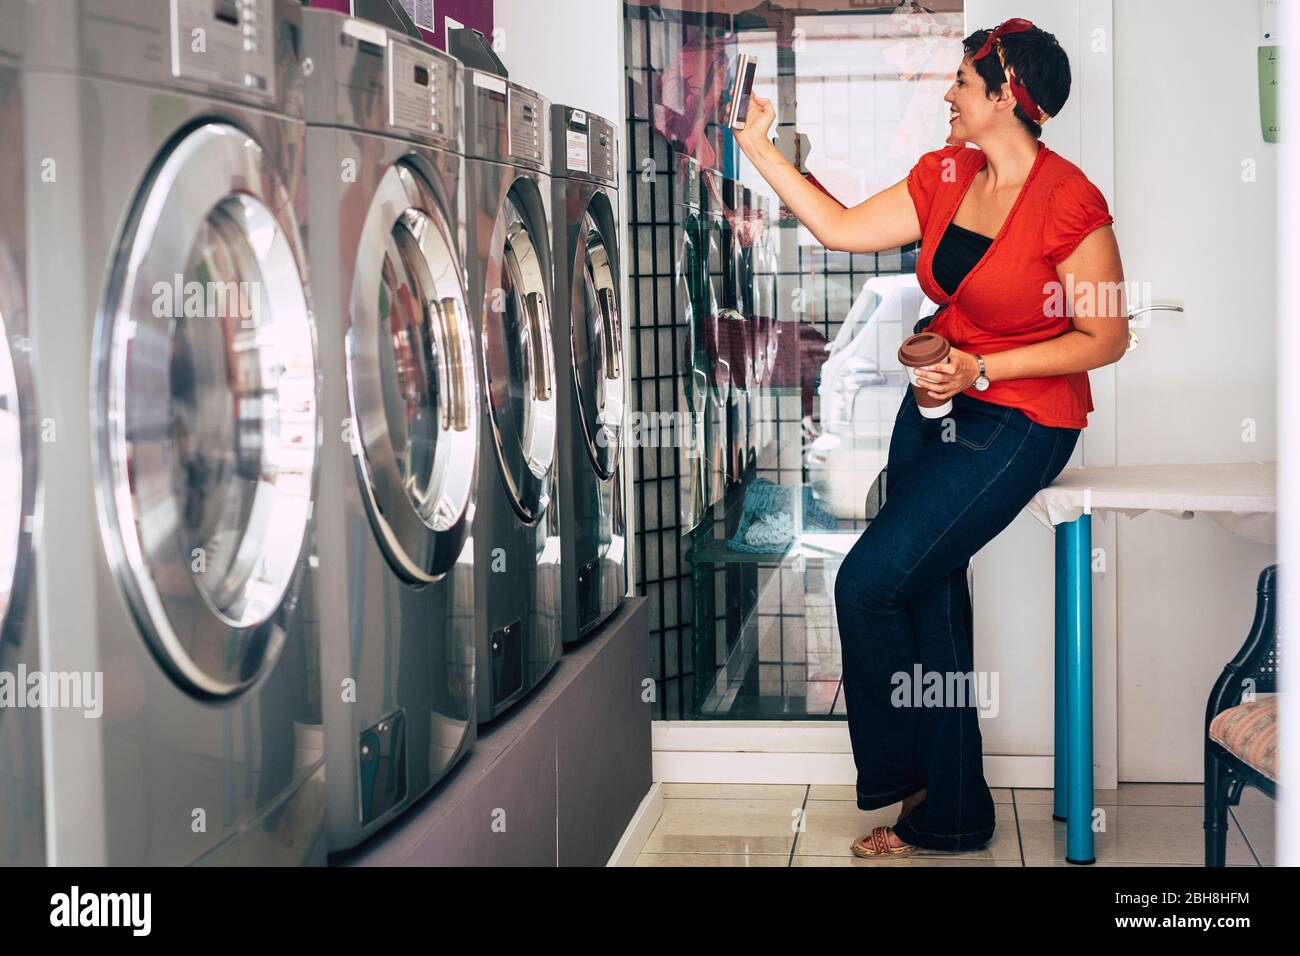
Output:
[971, 18, 1051, 127]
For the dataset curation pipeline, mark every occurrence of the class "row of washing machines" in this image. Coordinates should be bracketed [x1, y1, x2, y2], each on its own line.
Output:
[673, 152, 782, 535]
[0, 1, 626, 865]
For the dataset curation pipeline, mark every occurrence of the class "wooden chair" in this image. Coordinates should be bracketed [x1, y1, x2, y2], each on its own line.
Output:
[1203, 565, 1278, 867]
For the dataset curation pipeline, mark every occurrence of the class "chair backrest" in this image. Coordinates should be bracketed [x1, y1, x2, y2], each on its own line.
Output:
[1206, 565, 1278, 731]
[1242, 565, 1280, 695]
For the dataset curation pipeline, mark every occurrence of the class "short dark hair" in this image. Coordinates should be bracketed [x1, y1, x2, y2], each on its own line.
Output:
[963, 25, 1070, 139]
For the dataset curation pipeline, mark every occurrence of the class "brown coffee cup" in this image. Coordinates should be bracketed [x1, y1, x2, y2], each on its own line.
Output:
[898, 332, 953, 419]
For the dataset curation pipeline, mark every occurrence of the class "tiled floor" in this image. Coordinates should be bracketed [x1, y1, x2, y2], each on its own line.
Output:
[633, 783, 1274, 866]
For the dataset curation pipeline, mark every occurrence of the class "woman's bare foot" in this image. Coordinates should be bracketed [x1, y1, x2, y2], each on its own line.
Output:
[852, 788, 930, 856]
[851, 824, 916, 856]
[896, 787, 928, 826]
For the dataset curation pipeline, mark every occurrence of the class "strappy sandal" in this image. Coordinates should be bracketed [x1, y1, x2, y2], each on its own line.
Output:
[851, 825, 918, 858]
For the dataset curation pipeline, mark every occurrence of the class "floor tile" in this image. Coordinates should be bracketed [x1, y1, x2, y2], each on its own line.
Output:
[792, 855, 1025, 867]
[661, 783, 808, 802]
[793, 799, 1021, 861]
[1230, 785, 1275, 865]
[1013, 783, 1202, 807]
[635, 852, 789, 867]
[1017, 803, 1256, 865]
[641, 797, 801, 855]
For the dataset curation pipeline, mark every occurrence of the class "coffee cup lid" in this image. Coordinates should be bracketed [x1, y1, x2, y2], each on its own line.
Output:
[898, 332, 950, 366]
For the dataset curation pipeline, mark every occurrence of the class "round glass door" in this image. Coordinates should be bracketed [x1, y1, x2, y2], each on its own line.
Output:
[348, 162, 478, 583]
[482, 186, 557, 523]
[96, 123, 317, 698]
[570, 200, 624, 480]
[674, 217, 708, 532]
[702, 219, 730, 405]
[0, 305, 23, 638]
[754, 224, 779, 384]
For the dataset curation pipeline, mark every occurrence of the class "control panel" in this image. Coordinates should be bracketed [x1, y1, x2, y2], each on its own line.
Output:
[171, 0, 277, 101]
[507, 86, 544, 165]
[389, 40, 456, 139]
[588, 114, 616, 182]
[559, 107, 616, 183]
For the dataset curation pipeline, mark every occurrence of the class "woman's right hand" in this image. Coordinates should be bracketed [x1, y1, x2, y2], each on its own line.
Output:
[733, 93, 776, 154]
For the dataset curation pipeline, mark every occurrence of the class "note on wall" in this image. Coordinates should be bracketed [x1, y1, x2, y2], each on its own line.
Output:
[1258, 45, 1281, 143]
[399, 0, 435, 31]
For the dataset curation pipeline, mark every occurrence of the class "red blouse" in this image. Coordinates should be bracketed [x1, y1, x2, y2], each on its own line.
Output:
[906, 140, 1115, 429]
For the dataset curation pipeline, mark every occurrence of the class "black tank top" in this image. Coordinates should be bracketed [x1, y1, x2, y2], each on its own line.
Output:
[931, 221, 993, 297]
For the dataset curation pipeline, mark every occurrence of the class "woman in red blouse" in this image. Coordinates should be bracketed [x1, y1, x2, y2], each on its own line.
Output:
[734, 19, 1127, 856]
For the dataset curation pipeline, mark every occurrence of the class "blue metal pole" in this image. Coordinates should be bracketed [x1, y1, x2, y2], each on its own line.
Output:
[721, 126, 739, 180]
[1054, 524, 1068, 821]
[1062, 514, 1095, 864]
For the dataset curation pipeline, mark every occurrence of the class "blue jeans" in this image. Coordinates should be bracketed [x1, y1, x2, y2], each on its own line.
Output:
[833, 387, 1079, 851]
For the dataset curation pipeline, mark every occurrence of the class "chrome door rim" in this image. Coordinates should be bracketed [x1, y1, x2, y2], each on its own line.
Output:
[481, 188, 557, 523]
[0, 287, 25, 640]
[676, 219, 706, 421]
[755, 230, 779, 385]
[347, 161, 478, 583]
[703, 219, 730, 404]
[96, 122, 317, 699]
[570, 206, 624, 480]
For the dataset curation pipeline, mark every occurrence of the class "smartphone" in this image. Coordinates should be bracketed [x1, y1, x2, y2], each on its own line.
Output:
[726, 54, 758, 129]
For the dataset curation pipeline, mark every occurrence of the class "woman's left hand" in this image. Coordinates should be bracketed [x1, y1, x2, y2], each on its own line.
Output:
[914, 347, 981, 401]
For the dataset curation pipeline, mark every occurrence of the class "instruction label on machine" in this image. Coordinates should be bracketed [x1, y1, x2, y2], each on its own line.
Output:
[566, 109, 589, 172]
[398, 0, 435, 31]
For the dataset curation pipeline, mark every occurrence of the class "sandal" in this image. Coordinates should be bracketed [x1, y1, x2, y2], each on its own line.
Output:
[851, 825, 918, 858]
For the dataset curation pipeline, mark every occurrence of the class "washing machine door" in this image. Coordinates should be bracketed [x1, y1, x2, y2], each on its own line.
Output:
[570, 200, 624, 481]
[703, 218, 730, 404]
[0, 270, 27, 642]
[483, 187, 557, 523]
[675, 213, 707, 531]
[349, 162, 478, 583]
[754, 227, 779, 384]
[96, 123, 317, 698]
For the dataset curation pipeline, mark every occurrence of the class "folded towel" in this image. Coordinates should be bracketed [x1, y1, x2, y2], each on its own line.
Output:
[727, 478, 839, 553]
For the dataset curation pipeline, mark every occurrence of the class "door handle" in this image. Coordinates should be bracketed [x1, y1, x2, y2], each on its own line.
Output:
[526, 290, 553, 402]
[439, 296, 471, 432]
[1127, 303, 1184, 328]
[1126, 303, 1183, 351]
[598, 286, 622, 380]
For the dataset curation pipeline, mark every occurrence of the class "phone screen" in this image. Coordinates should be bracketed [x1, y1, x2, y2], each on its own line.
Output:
[729, 55, 758, 128]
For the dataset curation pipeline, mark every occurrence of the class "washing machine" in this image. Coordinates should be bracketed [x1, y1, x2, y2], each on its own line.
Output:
[455, 61, 562, 722]
[301, 8, 479, 851]
[0, 20, 44, 867]
[698, 166, 731, 509]
[737, 184, 761, 476]
[717, 175, 751, 490]
[672, 153, 711, 534]
[751, 193, 780, 465]
[550, 105, 627, 643]
[20, 0, 326, 865]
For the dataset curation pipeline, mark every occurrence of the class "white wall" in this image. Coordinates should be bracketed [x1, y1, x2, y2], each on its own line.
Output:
[963, 0, 1121, 789]
[492, 0, 634, 592]
[968, 0, 1280, 788]
[1279, 0, 1300, 869]
[491, 0, 624, 120]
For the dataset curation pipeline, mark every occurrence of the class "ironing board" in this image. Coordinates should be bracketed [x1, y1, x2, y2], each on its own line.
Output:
[1024, 462, 1277, 864]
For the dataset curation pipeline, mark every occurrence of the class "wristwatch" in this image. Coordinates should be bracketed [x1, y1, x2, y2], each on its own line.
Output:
[973, 354, 990, 391]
